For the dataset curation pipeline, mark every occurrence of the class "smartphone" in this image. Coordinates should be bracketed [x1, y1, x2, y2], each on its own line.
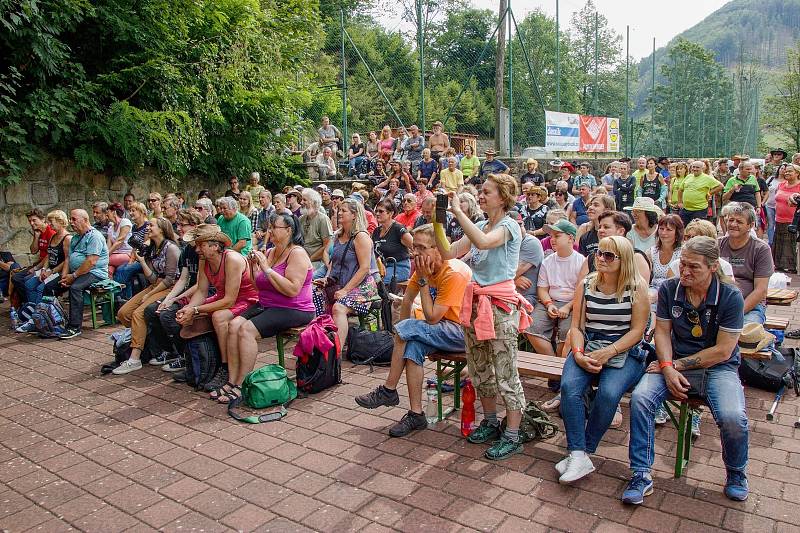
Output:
[435, 194, 448, 223]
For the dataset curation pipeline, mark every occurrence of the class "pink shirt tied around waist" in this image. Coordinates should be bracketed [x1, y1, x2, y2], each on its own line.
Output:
[459, 279, 534, 341]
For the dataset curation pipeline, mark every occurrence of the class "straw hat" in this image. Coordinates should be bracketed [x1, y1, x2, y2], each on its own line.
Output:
[549, 158, 564, 168]
[737, 323, 775, 354]
[182, 224, 232, 247]
[624, 196, 664, 217]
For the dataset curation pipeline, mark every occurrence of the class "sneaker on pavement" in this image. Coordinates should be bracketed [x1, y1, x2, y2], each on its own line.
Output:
[150, 351, 179, 366]
[162, 357, 185, 372]
[559, 453, 595, 483]
[388, 410, 427, 437]
[654, 404, 669, 425]
[58, 327, 81, 339]
[690, 409, 701, 439]
[556, 456, 570, 476]
[724, 470, 749, 501]
[485, 436, 523, 461]
[355, 385, 400, 409]
[112, 359, 143, 375]
[172, 370, 188, 383]
[785, 328, 800, 339]
[621, 472, 654, 505]
[203, 367, 229, 392]
[466, 419, 502, 444]
[15, 320, 36, 333]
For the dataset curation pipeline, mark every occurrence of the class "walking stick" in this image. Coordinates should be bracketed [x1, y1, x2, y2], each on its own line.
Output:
[766, 385, 785, 421]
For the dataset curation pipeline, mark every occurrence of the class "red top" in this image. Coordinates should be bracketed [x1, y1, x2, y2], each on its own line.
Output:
[38, 226, 56, 259]
[203, 250, 259, 316]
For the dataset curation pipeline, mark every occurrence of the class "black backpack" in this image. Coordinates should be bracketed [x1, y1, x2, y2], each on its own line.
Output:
[185, 333, 222, 390]
[739, 347, 797, 393]
[345, 326, 394, 369]
[296, 326, 341, 394]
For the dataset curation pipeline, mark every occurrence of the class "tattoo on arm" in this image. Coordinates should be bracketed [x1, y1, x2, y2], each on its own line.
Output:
[677, 357, 701, 371]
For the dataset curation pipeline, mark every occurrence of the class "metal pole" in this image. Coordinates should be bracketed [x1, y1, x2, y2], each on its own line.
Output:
[714, 93, 719, 156]
[494, 0, 508, 153]
[340, 10, 348, 143]
[682, 99, 687, 158]
[593, 12, 599, 116]
[417, 0, 425, 132]
[508, 4, 513, 156]
[651, 37, 656, 152]
[555, 0, 560, 112]
[699, 109, 705, 157]
[625, 25, 629, 156]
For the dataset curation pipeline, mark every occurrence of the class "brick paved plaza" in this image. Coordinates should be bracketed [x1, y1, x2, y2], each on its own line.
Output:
[1, 295, 799, 533]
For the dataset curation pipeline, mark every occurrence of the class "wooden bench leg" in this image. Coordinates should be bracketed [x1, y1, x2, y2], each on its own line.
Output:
[667, 400, 693, 478]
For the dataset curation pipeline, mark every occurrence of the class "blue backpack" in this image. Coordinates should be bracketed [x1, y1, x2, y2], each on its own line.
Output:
[31, 296, 67, 338]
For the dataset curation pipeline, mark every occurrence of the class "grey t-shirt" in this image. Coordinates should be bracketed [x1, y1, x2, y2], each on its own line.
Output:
[718, 235, 774, 303]
[318, 125, 340, 150]
[405, 135, 425, 160]
[300, 212, 333, 260]
[518, 234, 544, 306]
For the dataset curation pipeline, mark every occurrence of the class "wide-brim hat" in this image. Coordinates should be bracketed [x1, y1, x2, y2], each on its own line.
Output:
[624, 196, 664, 217]
[544, 218, 577, 237]
[351, 182, 367, 191]
[286, 189, 302, 199]
[485, 149, 497, 156]
[549, 158, 564, 168]
[771, 148, 788, 158]
[737, 323, 775, 354]
[182, 224, 232, 247]
[561, 162, 575, 173]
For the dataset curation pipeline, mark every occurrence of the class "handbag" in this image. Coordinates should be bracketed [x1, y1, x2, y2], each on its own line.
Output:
[323, 234, 356, 306]
[228, 364, 297, 424]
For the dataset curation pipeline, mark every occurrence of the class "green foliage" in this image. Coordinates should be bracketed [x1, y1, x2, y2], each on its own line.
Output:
[1, 0, 320, 189]
[764, 42, 800, 152]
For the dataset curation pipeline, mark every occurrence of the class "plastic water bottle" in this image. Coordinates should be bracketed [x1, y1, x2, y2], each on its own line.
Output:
[10, 307, 19, 330]
[461, 379, 476, 437]
[425, 387, 438, 426]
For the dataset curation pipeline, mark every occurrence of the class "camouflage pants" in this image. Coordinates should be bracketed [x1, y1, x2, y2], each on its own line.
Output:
[464, 303, 526, 412]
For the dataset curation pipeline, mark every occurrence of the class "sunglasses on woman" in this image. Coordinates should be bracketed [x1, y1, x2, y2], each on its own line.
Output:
[595, 249, 619, 262]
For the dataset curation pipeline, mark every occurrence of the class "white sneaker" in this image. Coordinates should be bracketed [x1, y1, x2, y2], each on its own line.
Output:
[559, 453, 595, 484]
[112, 359, 143, 375]
[654, 405, 669, 425]
[555, 456, 570, 476]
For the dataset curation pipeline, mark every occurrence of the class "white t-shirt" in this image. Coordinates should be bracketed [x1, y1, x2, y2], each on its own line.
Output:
[668, 257, 735, 281]
[537, 250, 586, 302]
[107, 218, 133, 254]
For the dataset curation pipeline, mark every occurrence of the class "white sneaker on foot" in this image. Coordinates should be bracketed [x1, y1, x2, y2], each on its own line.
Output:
[555, 456, 570, 476]
[112, 359, 143, 375]
[559, 453, 595, 484]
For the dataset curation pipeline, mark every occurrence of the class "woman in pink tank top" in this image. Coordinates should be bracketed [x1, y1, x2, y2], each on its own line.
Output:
[214, 213, 315, 403]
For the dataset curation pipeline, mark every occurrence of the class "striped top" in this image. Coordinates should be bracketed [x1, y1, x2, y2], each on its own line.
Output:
[584, 280, 633, 335]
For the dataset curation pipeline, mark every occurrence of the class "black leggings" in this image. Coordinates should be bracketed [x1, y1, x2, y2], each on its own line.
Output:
[249, 307, 315, 338]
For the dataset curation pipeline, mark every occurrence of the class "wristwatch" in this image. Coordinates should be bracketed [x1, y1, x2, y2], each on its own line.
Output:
[417, 278, 428, 287]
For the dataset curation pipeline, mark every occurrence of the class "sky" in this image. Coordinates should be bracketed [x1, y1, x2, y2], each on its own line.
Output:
[383, 0, 731, 60]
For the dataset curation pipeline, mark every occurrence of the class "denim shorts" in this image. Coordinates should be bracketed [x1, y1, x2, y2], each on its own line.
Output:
[394, 318, 465, 366]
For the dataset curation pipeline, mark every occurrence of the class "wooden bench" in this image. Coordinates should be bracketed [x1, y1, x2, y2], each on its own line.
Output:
[765, 315, 789, 331]
[767, 288, 798, 306]
[427, 351, 564, 421]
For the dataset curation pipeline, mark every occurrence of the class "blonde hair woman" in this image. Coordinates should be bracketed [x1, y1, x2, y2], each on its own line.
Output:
[557, 236, 649, 483]
[16, 210, 71, 314]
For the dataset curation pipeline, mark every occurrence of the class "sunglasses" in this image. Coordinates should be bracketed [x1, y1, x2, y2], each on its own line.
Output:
[148, 198, 159, 202]
[595, 250, 619, 262]
[403, 199, 415, 203]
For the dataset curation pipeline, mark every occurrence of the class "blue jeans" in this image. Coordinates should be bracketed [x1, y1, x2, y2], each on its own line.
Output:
[629, 366, 749, 473]
[349, 156, 366, 176]
[743, 302, 766, 325]
[765, 205, 776, 246]
[113, 262, 142, 299]
[560, 349, 645, 453]
[394, 318, 465, 366]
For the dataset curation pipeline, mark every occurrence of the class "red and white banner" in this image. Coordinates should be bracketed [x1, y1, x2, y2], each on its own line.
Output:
[545, 111, 619, 153]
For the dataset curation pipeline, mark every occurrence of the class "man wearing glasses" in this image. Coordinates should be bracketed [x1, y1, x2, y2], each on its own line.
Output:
[355, 224, 472, 437]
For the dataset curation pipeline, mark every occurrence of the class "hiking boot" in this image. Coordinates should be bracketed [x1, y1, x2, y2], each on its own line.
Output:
[162, 357, 185, 372]
[355, 385, 400, 409]
[690, 409, 702, 439]
[203, 366, 229, 392]
[112, 359, 143, 375]
[621, 472, 654, 505]
[484, 436, 523, 461]
[150, 351, 179, 366]
[58, 327, 81, 339]
[388, 411, 427, 437]
[654, 404, 669, 425]
[724, 470, 749, 501]
[559, 453, 595, 483]
[466, 419, 502, 444]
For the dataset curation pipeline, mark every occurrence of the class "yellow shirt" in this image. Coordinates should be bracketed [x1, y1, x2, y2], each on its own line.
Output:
[440, 168, 464, 193]
[680, 173, 722, 211]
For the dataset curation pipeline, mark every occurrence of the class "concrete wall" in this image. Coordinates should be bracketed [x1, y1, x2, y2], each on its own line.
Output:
[0, 157, 226, 261]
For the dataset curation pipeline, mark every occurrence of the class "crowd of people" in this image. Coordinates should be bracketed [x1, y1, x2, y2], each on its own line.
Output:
[4, 139, 798, 508]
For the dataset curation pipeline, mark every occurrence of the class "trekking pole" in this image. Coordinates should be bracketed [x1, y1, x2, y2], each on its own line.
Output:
[766, 385, 785, 421]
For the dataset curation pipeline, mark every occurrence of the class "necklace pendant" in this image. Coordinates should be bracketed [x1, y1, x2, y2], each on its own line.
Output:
[691, 325, 703, 338]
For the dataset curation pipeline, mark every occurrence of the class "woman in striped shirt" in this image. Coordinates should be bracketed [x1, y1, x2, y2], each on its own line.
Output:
[556, 236, 650, 484]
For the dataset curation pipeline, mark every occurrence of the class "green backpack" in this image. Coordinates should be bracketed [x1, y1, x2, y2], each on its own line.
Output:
[228, 364, 297, 424]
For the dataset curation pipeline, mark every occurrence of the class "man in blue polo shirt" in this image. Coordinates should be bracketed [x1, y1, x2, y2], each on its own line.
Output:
[622, 236, 748, 505]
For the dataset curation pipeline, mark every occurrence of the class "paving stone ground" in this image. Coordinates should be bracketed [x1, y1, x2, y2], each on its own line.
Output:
[1, 290, 800, 533]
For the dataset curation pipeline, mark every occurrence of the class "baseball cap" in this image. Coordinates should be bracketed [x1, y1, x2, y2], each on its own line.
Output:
[544, 219, 577, 237]
[331, 188, 344, 198]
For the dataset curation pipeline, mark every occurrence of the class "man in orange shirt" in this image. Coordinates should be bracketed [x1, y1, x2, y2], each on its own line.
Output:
[355, 224, 471, 437]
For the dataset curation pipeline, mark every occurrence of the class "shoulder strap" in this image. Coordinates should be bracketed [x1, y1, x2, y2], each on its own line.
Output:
[227, 397, 290, 424]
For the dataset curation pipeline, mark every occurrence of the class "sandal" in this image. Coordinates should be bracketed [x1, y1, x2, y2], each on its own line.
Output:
[786, 328, 800, 340]
[209, 382, 235, 400]
[216, 385, 241, 404]
[541, 393, 561, 412]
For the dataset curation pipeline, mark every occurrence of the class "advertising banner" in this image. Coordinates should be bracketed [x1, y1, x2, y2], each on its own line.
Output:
[545, 110, 620, 153]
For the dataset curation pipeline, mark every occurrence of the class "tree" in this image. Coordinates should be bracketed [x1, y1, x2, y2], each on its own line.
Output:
[568, 0, 622, 116]
[764, 43, 800, 153]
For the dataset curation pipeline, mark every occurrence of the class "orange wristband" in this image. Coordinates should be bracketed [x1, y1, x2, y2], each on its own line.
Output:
[659, 361, 674, 369]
